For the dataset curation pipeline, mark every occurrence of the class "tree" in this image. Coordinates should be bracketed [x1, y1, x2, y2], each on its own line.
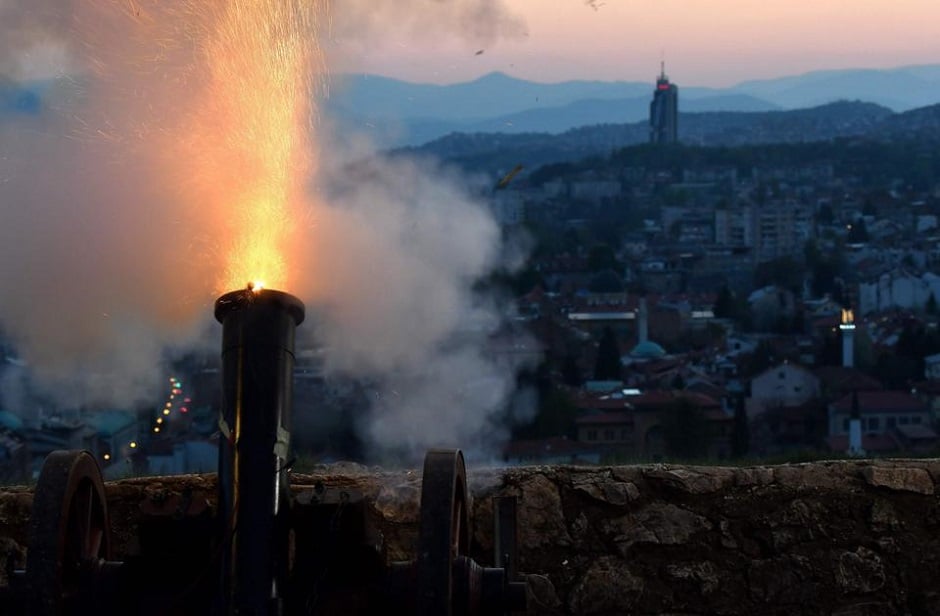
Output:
[731, 396, 750, 459]
[587, 243, 621, 273]
[846, 218, 869, 243]
[713, 285, 736, 319]
[670, 373, 686, 390]
[593, 327, 623, 382]
[753, 256, 802, 292]
[513, 386, 579, 440]
[928, 292, 939, 316]
[660, 397, 710, 460]
[561, 352, 584, 388]
[744, 340, 776, 377]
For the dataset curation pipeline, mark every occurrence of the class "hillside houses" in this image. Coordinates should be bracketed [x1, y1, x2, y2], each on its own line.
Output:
[502, 147, 940, 462]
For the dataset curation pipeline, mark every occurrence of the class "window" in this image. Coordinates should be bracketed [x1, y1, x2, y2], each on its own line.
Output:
[620, 428, 631, 440]
[913, 416, 923, 424]
[603, 429, 615, 441]
[867, 417, 879, 431]
[586, 429, 598, 441]
[887, 417, 896, 428]
[899, 416, 910, 425]
[842, 418, 849, 432]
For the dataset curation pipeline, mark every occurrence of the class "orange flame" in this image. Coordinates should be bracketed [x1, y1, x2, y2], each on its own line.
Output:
[185, 1, 325, 294]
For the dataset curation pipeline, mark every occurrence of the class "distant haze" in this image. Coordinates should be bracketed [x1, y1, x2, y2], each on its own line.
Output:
[323, 66, 940, 147]
[326, 0, 940, 88]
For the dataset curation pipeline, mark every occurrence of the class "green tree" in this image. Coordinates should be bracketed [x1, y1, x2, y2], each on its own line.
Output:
[846, 218, 870, 243]
[713, 285, 736, 319]
[744, 340, 776, 376]
[927, 292, 939, 316]
[731, 396, 750, 459]
[753, 256, 802, 292]
[660, 397, 710, 460]
[587, 243, 621, 273]
[593, 326, 623, 381]
[561, 352, 583, 388]
[671, 373, 686, 390]
[526, 387, 578, 439]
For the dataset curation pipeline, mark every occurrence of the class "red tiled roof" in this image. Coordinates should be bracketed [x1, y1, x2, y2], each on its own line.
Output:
[575, 411, 634, 426]
[630, 390, 721, 410]
[815, 366, 883, 393]
[831, 390, 927, 414]
[704, 409, 733, 421]
[911, 379, 940, 395]
[573, 395, 634, 411]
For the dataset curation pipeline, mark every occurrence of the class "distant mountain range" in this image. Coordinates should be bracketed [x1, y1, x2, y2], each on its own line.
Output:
[324, 64, 940, 147]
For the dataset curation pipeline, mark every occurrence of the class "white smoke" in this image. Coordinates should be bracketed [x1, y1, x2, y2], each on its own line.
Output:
[297, 137, 535, 461]
[327, 0, 527, 47]
[0, 0, 535, 460]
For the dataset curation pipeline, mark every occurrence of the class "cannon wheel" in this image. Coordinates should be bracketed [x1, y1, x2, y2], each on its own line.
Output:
[416, 449, 470, 615]
[26, 450, 113, 615]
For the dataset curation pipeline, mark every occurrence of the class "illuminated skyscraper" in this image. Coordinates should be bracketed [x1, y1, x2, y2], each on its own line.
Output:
[649, 63, 678, 144]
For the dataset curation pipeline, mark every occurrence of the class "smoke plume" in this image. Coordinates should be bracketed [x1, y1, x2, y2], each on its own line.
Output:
[298, 140, 534, 460]
[328, 0, 527, 49]
[0, 0, 533, 460]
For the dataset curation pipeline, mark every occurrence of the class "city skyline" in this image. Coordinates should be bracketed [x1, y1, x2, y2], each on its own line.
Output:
[326, 0, 940, 88]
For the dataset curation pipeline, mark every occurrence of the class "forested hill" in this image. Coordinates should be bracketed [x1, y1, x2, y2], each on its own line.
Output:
[398, 100, 939, 172]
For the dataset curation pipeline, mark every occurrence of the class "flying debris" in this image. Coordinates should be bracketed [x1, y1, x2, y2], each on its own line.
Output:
[475, 49, 485, 56]
[495, 164, 524, 190]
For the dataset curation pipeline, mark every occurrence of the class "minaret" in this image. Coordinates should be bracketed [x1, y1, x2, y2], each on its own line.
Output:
[847, 389, 865, 456]
[839, 307, 855, 368]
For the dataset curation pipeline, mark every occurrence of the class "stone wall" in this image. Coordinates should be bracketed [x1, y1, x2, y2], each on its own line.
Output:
[3, 459, 940, 615]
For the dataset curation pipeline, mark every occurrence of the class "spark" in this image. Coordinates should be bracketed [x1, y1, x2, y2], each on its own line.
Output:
[183, 1, 326, 293]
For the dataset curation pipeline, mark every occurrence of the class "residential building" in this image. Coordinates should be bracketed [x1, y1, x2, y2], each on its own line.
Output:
[748, 362, 820, 416]
[825, 390, 936, 454]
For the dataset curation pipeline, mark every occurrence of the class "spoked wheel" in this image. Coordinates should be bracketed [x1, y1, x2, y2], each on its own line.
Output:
[416, 449, 470, 615]
[27, 450, 114, 616]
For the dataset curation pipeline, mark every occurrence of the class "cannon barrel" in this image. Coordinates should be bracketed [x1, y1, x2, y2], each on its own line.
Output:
[215, 288, 305, 615]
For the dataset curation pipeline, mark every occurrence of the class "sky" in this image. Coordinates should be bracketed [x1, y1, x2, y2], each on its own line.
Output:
[328, 0, 940, 87]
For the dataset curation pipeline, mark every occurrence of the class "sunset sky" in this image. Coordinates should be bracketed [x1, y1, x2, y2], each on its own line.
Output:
[332, 0, 940, 87]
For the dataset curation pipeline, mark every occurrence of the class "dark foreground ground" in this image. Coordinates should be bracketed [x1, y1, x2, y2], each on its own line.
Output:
[2, 459, 940, 615]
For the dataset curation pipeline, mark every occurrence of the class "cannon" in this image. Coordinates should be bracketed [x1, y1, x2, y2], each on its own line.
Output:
[6, 288, 528, 615]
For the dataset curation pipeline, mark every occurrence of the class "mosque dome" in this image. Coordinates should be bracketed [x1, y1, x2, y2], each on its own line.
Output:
[630, 340, 667, 360]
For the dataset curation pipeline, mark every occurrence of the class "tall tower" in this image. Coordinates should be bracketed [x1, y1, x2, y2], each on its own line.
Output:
[840, 307, 855, 368]
[649, 62, 678, 144]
